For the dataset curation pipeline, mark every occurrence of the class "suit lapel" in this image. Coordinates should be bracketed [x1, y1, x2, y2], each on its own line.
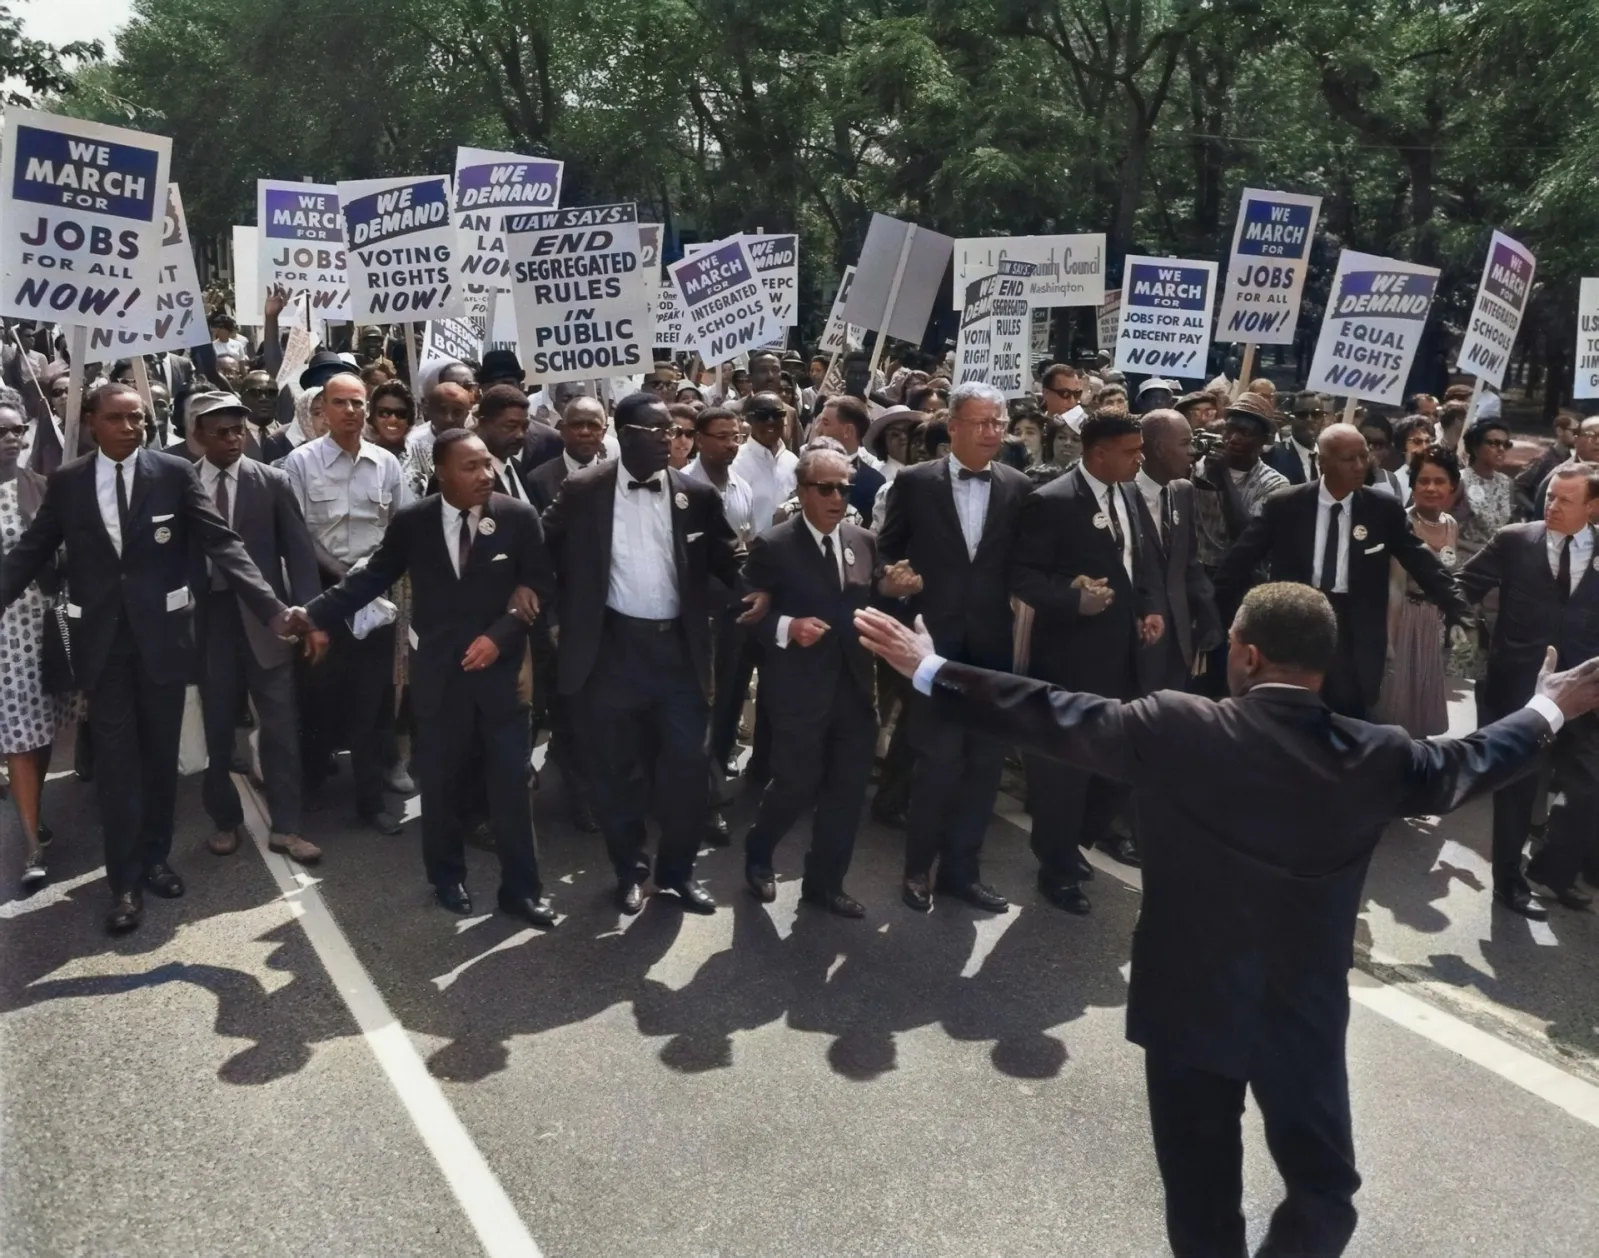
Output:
[1572, 525, 1599, 598]
[596, 462, 617, 580]
[125, 448, 153, 532]
[933, 457, 968, 562]
[466, 495, 501, 575]
[77, 457, 119, 561]
[667, 467, 690, 590]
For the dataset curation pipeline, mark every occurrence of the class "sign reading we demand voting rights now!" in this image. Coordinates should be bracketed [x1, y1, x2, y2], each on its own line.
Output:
[1, 109, 171, 335]
[338, 175, 462, 320]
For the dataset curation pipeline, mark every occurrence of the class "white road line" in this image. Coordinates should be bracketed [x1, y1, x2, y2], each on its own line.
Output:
[0, 867, 104, 918]
[235, 778, 542, 1258]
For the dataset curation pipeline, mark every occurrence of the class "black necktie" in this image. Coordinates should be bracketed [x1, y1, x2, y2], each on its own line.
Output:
[1103, 488, 1125, 552]
[1159, 486, 1172, 542]
[822, 533, 841, 592]
[457, 512, 473, 576]
[211, 471, 231, 589]
[629, 478, 661, 492]
[1557, 534, 1572, 603]
[958, 467, 991, 482]
[1308, 450, 1319, 480]
[1320, 502, 1342, 592]
[115, 460, 130, 540]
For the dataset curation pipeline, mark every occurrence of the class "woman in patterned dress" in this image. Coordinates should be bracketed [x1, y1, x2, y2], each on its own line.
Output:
[0, 392, 71, 888]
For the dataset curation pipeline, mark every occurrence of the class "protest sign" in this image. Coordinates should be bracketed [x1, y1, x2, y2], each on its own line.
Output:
[338, 174, 461, 320]
[638, 222, 664, 349]
[653, 279, 690, 351]
[0, 108, 172, 334]
[1097, 289, 1121, 353]
[1113, 257, 1218, 380]
[953, 274, 997, 384]
[744, 232, 798, 329]
[275, 325, 313, 390]
[1456, 231, 1535, 389]
[484, 290, 518, 353]
[844, 213, 954, 344]
[85, 183, 206, 358]
[505, 202, 648, 384]
[420, 313, 484, 367]
[1305, 250, 1440, 406]
[667, 234, 778, 366]
[1573, 278, 1599, 400]
[953, 233, 1105, 309]
[1030, 307, 1051, 378]
[258, 179, 350, 321]
[1215, 189, 1321, 345]
[453, 146, 563, 289]
[819, 266, 865, 355]
[990, 259, 1036, 396]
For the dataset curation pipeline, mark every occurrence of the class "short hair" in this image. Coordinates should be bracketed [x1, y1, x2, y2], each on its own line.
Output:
[1408, 392, 1437, 411]
[209, 312, 237, 333]
[1407, 444, 1461, 489]
[1359, 414, 1394, 442]
[1041, 362, 1078, 390]
[432, 426, 480, 468]
[694, 405, 738, 434]
[1392, 415, 1434, 449]
[369, 379, 413, 416]
[478, 383, 529, 423]
[823, 395, 871, 439]
[667, 403, 698, 426]
[1462, 419, 1510, 456]
[1233, 583, 1338, 676]
[615, 390, 664, 429]
[559, 395, 605, 426]
[0, 384, 24, 412]
[796, 443, 850, 484]
[917, 419, 950, 455]
[1550, 462, 1599, 500]
[1442, 384, 1475, 403]
[1080, 412, 1139, 449]
[947, 380, 1005, 420]
[1437, 400, 1470, 431]
[84, 381, 140, 414]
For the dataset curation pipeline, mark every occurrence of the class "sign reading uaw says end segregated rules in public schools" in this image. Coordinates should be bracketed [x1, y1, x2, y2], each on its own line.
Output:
[1112, 256, 1218, 380]
[1306, 250, 1440, 406]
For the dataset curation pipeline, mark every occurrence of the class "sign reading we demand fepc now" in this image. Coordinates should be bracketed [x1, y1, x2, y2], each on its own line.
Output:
[1, 109, 171, 334]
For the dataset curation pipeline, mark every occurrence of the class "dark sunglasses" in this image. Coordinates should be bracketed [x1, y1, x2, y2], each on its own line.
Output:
[372, 405, 411, 419]
[803, 481, 853, 496]
[621, 422, 671, 439]
[671, 427, 696, 439]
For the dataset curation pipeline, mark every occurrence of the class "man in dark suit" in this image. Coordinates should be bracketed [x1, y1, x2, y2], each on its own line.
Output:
[0, 383, 291, 933]
[1461, 463, 1599, 918]
[187, 392, 325, 865]
[854, 585, 1599, 1258]
[811, 395, 886, 526]
[1263, 392, 1326, 486]
[526, 395, 607, 515]
[1012, 413, 1164, 904]
[877, 379, 1031, 913]
[1216, 423, 1470, 718]
[285, 429, 556, 926]
[739, 446, 881, 916]
[1136, 409, 1223, 691]
[541, 391, 746, 914]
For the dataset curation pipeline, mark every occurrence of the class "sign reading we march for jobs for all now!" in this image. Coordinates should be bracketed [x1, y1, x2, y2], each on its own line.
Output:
[505, 202, 648, 384]
[1215, 188, 1321, 344]
[1113, 256, 1218, 379]
[338, 174, 461, 319]
[258, 179, 350, 321]
[668, 235, 778, 365]
[1, 108, 172, 334]
[1456, 231, 1535, 389]
[1306, 250, 1439, 406]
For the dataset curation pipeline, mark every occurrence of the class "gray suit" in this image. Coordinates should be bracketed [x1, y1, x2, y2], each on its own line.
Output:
[1134, 477, 1222, 690]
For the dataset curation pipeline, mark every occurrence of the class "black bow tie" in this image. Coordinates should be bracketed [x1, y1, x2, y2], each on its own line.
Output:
[957, 467, 991, 482]
[628, 479, 662, 493]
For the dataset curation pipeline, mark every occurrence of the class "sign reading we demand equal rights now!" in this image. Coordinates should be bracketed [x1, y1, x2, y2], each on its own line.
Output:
[1306, 250, 1439, 406]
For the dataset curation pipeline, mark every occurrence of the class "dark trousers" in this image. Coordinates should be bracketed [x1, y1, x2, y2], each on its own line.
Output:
[1145, 1047, 1360, 1258]
[531, 622, 590, 806]
[1491, 771, 1540, 896]
[417, 693, 541, 898]
[577, 614, 710, 885]
[1028, 755, 1128, 885]
[1528, 713, 1599, 889]
[88, 620, 186, 894]
[904, 694, 1005, 883]
[710, 618, 771, 777]
[745, 681, 876, 892]
[199, 592, 302, 835]
[300, 618, 392, 816]
[1320, 596, 1367, 719]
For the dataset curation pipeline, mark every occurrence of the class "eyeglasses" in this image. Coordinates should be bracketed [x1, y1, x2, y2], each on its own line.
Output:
[244, 386, 276, 397]
[1044, 385, 1081, 398]
[620, 422, 671, 439]
[802, 481, 853, 496]
[0, 423, 27, 436]
[671, 427, 695, 439]
[372, 405, 410, 419]
[748, 411, 785, 424]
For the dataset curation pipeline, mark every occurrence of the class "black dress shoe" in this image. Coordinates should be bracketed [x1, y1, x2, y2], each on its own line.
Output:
[1493, 885, 1549, 921]
[569, 800, 599, 833]
[936, 879, 1009, 913]
[659, 879, 717, 914]
[497, 892, 558, 928]
[745, 866, 777, 903]
[105, 890, 143, 934]
[801, 884, 865, 918]
[705, 811, 732, 847]
[1097, 835, 1141, 868]
[902, 875, 933, 913]
[143, 862, 185, 899]
[361, 809, 404, 836]
[616, 882, 645, 915]
[1038, 878, 1092, 915]
[433, 882, 473, 915]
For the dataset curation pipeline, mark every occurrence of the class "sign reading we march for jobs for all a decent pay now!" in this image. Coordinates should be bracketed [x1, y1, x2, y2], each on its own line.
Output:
[258, 179, 350, 321]
[1113, 256, 1218, 379]
[1, 108, 171, 334]
[1215, 188, 1321, 344]
[1456, 231, 1535, 389]
[1306, 250, 1439, 406]
[339, 174, 462, 320]
[453, 147, 563, 290]
[668, 235, 778, 366]
[505, 202, 649, 384]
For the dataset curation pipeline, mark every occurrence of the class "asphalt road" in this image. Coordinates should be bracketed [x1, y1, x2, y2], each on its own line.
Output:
[3, 700, 1597, 1257]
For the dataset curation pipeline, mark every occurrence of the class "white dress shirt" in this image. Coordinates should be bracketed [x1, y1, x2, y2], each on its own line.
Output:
[607, 470, 680, 619]
[1547, 526, 1595, 596]
[731, 438, 798, 536]
[1290, 438, 1316, 482]
[1079, 463, 1133, 580]
[94, 448, 138, 556]
[1136, 468, 1169, 545]
[946, 452, 992, 560]
[775, 516, 847, 649]
[282, 434, 403, 568]
[440, 499, 482, 578]
[563, 450, 603, 478]
[683, 457, 756, 540]
[1311, 481, 1354, 593]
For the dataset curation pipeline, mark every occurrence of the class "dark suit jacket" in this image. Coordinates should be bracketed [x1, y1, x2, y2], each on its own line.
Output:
[1215, 482, 1469, 705]
[1010, 466, 1160, 698]
[424, 455, 533, 503]
[521, 421, 564, 471]
[876, 456, 1030, 672]
[194, 458, 321, 668]
[741, 516, 877, 716]
[541, 462, 741, 699]
[1263, 440, 1313, 486]
[526, 454, 577, 516]
[923, 661, 1554, 1078]
[1133, 477, 1221, 674]
[305, 494, 552, 720]
[0, 449, 284, 688]
[1460, 522, 1599, 720]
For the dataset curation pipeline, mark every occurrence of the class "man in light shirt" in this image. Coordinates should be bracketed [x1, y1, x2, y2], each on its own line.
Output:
[731, 390, 798, 535]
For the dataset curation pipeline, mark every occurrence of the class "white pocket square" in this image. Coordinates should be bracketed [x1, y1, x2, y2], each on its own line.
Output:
[491, 552, 508, 562]
[686, 531, 704, 542]
[1363, 543, 1385, 555]
[152, 513, 174, 523]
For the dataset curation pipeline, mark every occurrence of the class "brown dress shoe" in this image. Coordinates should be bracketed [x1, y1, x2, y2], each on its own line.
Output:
[208, 828, 241, 856]
[269, 833, 322, 864]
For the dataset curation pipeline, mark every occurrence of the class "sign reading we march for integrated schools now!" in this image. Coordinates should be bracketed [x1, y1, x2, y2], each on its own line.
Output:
[1306, 250, 1439, 406]
[87, 183, 207, 357]
[0, 108, 172, 334]
[1113, 256, 1218, 379]
[505, 202, 648, 384]
[668, 235, 777, 365]
[1456, 231, 1535, 389]
[338, 174, 461, 319]
[258, 179, 350, 321]
[453, 147, 563, 289]
[1215, 188, 1321, 344]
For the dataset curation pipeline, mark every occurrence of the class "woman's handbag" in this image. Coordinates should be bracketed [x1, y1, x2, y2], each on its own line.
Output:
[40, 598, 75, 695]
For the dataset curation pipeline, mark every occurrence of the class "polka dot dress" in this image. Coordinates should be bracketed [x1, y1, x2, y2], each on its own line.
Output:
[0, 479, 71, 755]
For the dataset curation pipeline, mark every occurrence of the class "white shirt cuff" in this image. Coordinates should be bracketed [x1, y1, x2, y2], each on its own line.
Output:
[1525, 693, 1565, 735]
[912, 653, 948, 696]
[774, 615, 792, 649]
